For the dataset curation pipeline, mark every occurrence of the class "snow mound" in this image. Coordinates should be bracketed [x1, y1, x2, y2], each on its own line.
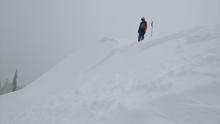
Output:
[0, 25, 220, 124]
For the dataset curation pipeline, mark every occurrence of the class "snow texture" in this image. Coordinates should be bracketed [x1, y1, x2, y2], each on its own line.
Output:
[0, 25, 220, 124]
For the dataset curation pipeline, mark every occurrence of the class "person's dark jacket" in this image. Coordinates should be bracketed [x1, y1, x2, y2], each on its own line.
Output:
[138, 21, 147, 34]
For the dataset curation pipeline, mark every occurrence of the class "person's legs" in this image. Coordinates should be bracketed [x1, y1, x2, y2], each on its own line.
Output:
[138, 32, 145, 42]
[141, 34, 144, 40]
[138, 33, 141, 42]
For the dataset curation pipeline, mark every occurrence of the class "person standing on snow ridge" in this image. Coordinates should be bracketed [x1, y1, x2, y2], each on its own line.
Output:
[138, 17, 147, 42]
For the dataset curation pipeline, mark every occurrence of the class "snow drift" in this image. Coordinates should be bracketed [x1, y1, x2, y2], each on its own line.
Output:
[0, 25, 220, 124]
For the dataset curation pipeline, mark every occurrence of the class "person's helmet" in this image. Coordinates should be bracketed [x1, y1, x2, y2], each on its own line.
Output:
[141, 17, 145, 21]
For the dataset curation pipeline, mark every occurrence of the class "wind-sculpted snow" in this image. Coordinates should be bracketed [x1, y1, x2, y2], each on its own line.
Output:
[0, 25, 220, 124]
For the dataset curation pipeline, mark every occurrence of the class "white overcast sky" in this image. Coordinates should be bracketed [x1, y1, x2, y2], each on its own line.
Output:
[0, 0, 220, 86]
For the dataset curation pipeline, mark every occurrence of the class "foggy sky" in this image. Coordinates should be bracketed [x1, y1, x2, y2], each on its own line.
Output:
[0, 0, 220, 86]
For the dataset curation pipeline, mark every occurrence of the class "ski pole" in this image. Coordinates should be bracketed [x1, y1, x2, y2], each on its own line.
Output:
[151, 21, 153, 37]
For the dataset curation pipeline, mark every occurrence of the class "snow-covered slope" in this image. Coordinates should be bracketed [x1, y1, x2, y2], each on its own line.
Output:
[0, 25, 220, 124]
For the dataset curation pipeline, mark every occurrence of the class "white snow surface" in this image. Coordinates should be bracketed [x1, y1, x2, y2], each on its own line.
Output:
[1, 25, 220, 124]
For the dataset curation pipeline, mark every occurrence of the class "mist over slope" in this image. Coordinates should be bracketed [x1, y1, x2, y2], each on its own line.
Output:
[1, 0, 220, 86]
[0, 25, 220, 124]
